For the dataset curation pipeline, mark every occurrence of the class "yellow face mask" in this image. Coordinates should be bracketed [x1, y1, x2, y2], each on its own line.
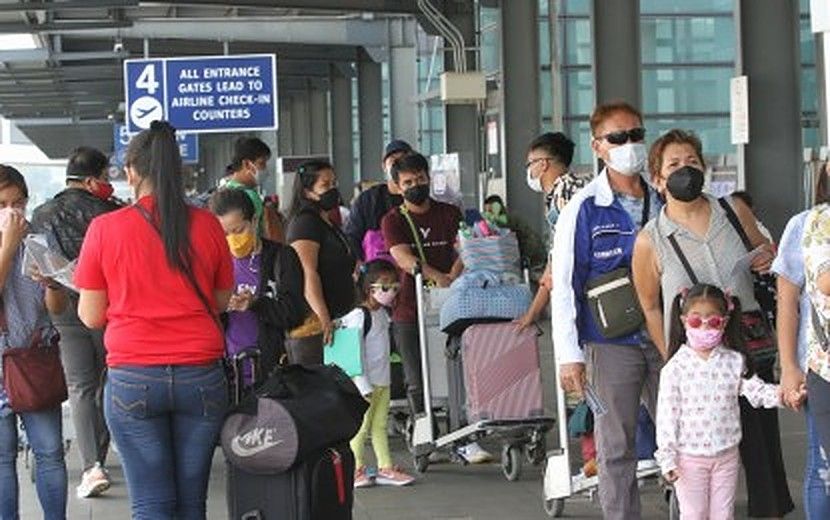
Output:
[226, 230, 256, 258]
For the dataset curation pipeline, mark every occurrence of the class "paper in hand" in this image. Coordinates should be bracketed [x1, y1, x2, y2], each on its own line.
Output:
[730, 245, 766, 279]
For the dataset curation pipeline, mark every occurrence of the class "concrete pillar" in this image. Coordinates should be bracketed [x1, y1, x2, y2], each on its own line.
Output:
[278, 94, 293, 157]
[444, 1, 481, 209]
[331, 66, 356, 198]
[309, 86, 329, 155]
[590, 0, 641, 108]
[290, 91, 311, 156]
[738, 0, 802, 237]
[358, 48, 384, 181]
[389, 19, 418, 147]
[499, 0, 543, 232]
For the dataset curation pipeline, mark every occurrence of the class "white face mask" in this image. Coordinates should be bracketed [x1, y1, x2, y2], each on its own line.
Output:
[606, 143, 646, 176]
[526, 168, 544, 193]
[253, 168, 267, 185]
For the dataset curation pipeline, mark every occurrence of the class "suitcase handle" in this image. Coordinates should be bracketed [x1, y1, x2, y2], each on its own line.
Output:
[231, 348, 262, 406]
[241, 511, 263, 520]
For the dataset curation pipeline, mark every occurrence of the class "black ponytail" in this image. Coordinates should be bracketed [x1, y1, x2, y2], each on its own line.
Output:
[667, 292, 686, 360]
[125, 120, 191, 274]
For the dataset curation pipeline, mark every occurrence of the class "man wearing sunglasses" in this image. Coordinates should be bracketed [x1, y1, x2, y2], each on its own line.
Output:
[550, 101, 664, 520]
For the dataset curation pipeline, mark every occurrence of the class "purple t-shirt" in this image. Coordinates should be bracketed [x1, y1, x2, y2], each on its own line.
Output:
[226, 254, 261, 365]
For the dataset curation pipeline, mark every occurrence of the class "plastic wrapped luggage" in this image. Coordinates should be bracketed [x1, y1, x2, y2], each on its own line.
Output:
[457, 231, 521, 276]
[460, 323, 544, 422]
[439, 272, 532, 336]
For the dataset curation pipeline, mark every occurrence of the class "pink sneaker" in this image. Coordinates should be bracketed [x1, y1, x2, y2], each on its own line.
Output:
[375, 466, 415, 487]
[353, 466, 374, 489]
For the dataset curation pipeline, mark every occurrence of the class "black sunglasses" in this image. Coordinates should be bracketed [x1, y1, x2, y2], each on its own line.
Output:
[599, 127, 646, 145]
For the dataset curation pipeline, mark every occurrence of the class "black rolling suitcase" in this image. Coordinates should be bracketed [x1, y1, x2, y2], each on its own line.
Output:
[226, 443, 355, 520]
[225, 350, 357, 520]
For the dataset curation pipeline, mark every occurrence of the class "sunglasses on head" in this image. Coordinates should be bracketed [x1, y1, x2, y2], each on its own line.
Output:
[683, 313, 726, 329]
[599, 127, 646, 146]
[370, 283, 400, 292]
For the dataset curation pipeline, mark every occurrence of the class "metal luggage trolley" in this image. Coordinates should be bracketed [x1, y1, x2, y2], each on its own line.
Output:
[410, 269, 554, 481]
[542, 314, 668, 517]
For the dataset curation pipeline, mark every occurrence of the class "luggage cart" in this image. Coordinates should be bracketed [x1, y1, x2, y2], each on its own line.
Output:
[410, 269, 554, 481]
[541, 296, 664, 516]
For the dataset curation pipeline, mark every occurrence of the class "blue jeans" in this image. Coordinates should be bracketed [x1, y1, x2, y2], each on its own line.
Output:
[635, 405, 657, 460]
[805, 403, 830, 519]
[0, 406, 67, 520]
[104, 363, 227, 520]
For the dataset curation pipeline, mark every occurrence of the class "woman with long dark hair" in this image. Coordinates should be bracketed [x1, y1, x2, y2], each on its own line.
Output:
[75, 121, 234, 519]
[632, 129, 793, 518]
[286, 160, 356, 365]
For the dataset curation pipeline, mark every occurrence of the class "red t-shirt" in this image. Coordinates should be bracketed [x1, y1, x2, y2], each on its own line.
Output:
[75, 196, 234, 367]
[381, 200, 462, 323]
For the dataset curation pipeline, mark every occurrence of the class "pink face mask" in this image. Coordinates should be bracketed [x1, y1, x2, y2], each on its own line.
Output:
[371, 286, 398, 308]
[685, 327, 723, 351]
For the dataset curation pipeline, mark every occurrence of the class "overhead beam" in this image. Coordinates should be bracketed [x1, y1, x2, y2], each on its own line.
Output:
[0, 0, 137, 11]
[154, 0, 421, 14]
[0, 48, 128, 61]
[61, 18, 393, 47]
[0, 20, 133, 32]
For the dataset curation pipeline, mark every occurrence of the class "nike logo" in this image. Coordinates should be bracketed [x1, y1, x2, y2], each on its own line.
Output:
[230, 427, 285, 457]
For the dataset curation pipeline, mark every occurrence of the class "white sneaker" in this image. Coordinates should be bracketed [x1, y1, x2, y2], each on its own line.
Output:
[457, 442, 493, 464]
[637, 459, 659, 473]
[76, 462, 111, 499]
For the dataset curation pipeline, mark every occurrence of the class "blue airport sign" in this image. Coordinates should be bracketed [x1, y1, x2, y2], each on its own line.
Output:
[124, 54, 277, 134]
[113, 124, 199, 166]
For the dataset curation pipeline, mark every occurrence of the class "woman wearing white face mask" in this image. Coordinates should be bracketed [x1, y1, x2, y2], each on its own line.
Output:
[515, 132, 587, 331]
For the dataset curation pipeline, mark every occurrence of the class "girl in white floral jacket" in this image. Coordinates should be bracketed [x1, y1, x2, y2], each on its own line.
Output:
[656, 283, 804, 520]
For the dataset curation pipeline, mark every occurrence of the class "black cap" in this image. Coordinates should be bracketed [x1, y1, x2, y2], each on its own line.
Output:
[383, 139, 413, 161]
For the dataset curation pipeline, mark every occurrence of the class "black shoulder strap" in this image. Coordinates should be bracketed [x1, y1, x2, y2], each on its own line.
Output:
[718, 197, 753, 252]
[640, 177, 651, 228]
[666, 231, 700, 285]
[359, 305, 372, 339]
[133, 205, 221, 330]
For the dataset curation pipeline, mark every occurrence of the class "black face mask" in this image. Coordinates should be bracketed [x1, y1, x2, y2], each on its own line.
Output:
[403, 184, 430, 206]
[316, 188, 341, 211]
[666, 166, 705, 202]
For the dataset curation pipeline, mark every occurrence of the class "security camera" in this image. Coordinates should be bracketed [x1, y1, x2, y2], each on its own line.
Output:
[113, 41, 124, 53]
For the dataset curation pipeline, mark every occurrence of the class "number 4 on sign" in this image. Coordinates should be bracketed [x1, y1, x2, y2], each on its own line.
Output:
[136, 64, 159, 95]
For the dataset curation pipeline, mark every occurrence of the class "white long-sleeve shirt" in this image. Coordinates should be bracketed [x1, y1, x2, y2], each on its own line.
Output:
[655, 345, 781, 474]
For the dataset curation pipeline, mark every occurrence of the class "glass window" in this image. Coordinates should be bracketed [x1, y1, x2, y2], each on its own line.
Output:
[640, 0, 733, 14]
[565, 119, 594, 167]
[563, 18, 592, 66]
[646, 117, 734, 156]
[560, 0, 589, 16]
[642, 66, 732, 113]
[801, 17, 816, 64]
[540, 0, 549, 17]
[801, 0, 810, 15]
[540, 71, 553, 121]
[641, 17, 735, 64]
[540, 20, 551, 65]
[481, 26, 500, 74]
[803, 125, 820, 149]
[565, 69, 594, 116]
[803, 66, 818, 114]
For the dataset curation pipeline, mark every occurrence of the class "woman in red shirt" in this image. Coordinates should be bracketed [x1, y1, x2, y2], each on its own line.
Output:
[75, 121, 233, 519]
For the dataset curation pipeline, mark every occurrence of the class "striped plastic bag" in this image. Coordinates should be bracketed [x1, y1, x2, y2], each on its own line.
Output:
[458, 232, 520, 275]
